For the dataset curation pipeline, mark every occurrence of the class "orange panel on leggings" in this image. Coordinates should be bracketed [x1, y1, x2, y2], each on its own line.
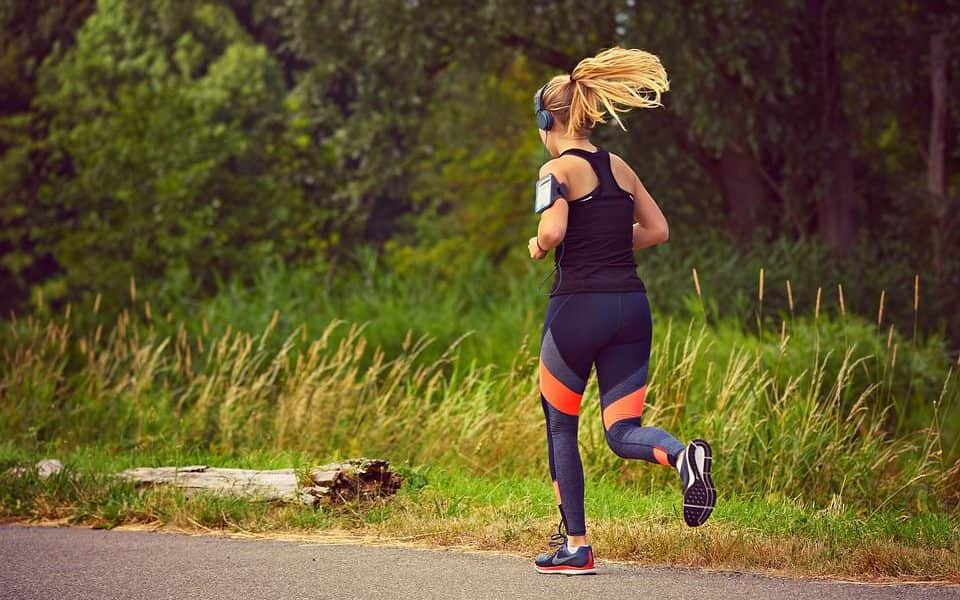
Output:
[539, 360, 583, 416]
[652, 447, 670, 465]
[602, 385, 647, 430]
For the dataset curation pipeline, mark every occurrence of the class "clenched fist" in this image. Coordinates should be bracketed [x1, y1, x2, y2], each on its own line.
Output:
[529, 236, 547, 260]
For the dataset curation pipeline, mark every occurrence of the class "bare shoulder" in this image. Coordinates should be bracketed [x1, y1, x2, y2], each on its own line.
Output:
[537, 158, 561, 178]
[538, 155, 582, 179]
[609, 152, 640, 181]
[608, 152, 641, 191]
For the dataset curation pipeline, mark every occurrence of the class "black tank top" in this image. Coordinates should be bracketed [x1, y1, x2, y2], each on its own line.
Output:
[550, 147, 646, 296]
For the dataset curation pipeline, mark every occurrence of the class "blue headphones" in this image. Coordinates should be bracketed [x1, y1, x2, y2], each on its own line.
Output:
[535, 84, 554, 131]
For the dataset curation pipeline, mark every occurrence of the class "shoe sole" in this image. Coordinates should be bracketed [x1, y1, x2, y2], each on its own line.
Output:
[682, 438, 716, 527]
[535, 566, 597, 575]
[698, 438, 716, 524]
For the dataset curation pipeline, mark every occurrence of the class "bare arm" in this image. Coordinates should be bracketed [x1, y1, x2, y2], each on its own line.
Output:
[612, 155, 669, 249]
[630, 178, 669, 249]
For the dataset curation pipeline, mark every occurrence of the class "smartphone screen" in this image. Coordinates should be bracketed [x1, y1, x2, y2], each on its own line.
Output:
[535, 174, 555, 213]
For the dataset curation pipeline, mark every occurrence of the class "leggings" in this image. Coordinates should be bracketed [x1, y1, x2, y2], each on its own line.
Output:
[539, 291, 684, 536]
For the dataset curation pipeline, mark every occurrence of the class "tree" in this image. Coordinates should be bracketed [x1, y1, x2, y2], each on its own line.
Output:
[0, 0, 95, 313]
[26, 0, 325, 310]
[274, 0, 476, 243]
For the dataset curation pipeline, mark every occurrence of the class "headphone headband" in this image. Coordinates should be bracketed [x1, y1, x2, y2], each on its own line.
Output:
[535, 84, 554, 131]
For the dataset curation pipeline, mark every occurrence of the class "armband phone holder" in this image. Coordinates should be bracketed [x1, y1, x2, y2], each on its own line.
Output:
[535, 173, 568, 214]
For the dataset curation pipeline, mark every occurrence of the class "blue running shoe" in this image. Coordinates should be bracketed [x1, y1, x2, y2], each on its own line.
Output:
[534, 517, 596, 575]
[678, 438, 716, 527]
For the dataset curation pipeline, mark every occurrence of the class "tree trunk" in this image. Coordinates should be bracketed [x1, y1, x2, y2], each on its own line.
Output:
[716, 141, 773, 241]
[928, 32, 948, 276]
[816, 134, 859, 250]
[810, 0, 861, 251]
[667, 119, 775, 242]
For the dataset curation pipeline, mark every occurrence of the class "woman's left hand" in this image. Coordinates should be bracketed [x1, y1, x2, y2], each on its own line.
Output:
[529, 236, 547, 260]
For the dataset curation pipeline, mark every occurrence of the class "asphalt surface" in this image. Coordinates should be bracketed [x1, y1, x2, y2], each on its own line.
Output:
[0, 524, 957, 600]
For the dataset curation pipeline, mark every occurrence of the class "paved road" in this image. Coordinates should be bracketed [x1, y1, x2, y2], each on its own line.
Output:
[0, 524, 956, 600]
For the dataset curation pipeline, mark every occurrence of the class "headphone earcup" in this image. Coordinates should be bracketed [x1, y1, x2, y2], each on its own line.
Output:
[536, 109, 554, 131]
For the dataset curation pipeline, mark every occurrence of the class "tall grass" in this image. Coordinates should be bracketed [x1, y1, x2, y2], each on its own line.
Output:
[44, 234, 953, 372]
[2, 283, 956, 514]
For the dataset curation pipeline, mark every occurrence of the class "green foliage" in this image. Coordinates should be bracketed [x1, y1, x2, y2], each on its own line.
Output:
[12, 0, 335, 313]
[0, 0, 97, 312]
[0, 1, 96, 113]
[278, 0, 477, 242]
[1, 0, 958, 344]
[386, 58, 547, 275]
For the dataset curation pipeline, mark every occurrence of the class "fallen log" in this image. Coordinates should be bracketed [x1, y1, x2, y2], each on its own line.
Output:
[118, 465, 299, 502]
[118, 458, 403, 506]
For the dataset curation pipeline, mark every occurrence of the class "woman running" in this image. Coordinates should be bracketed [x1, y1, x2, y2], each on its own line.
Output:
[528, 46, 716, 575]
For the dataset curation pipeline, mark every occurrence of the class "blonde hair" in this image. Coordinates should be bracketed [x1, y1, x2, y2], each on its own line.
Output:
[541, 46, 669, 137]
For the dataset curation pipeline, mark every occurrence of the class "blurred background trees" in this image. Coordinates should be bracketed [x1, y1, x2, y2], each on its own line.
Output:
[1, 0, 957, 343]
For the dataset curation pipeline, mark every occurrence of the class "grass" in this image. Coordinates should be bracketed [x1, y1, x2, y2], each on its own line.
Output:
[1, 444, 957, 582]
[46, 235, 955, 376]
[2, 294, 957, 511]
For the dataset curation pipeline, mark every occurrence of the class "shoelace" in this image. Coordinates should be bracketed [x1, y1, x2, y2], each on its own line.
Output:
[548, 515, 568, 551]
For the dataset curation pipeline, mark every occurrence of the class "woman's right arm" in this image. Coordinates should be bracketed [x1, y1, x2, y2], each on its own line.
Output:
[630, 176, 669, 249]
[612, 155, 669, 249]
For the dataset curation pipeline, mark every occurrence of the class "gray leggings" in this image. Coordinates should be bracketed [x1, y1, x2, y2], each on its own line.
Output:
[539, 292, 684, 536]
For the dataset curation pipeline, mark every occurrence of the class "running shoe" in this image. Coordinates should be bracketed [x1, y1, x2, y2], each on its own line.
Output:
[534, 517, 596, 575]
[678, 438, 716, 527]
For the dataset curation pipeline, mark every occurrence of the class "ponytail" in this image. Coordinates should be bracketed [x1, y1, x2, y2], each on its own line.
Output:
[541, 46, 669, 137]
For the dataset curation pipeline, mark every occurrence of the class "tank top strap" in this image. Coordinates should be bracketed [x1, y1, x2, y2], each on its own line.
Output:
[559, 147, 620, 195]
